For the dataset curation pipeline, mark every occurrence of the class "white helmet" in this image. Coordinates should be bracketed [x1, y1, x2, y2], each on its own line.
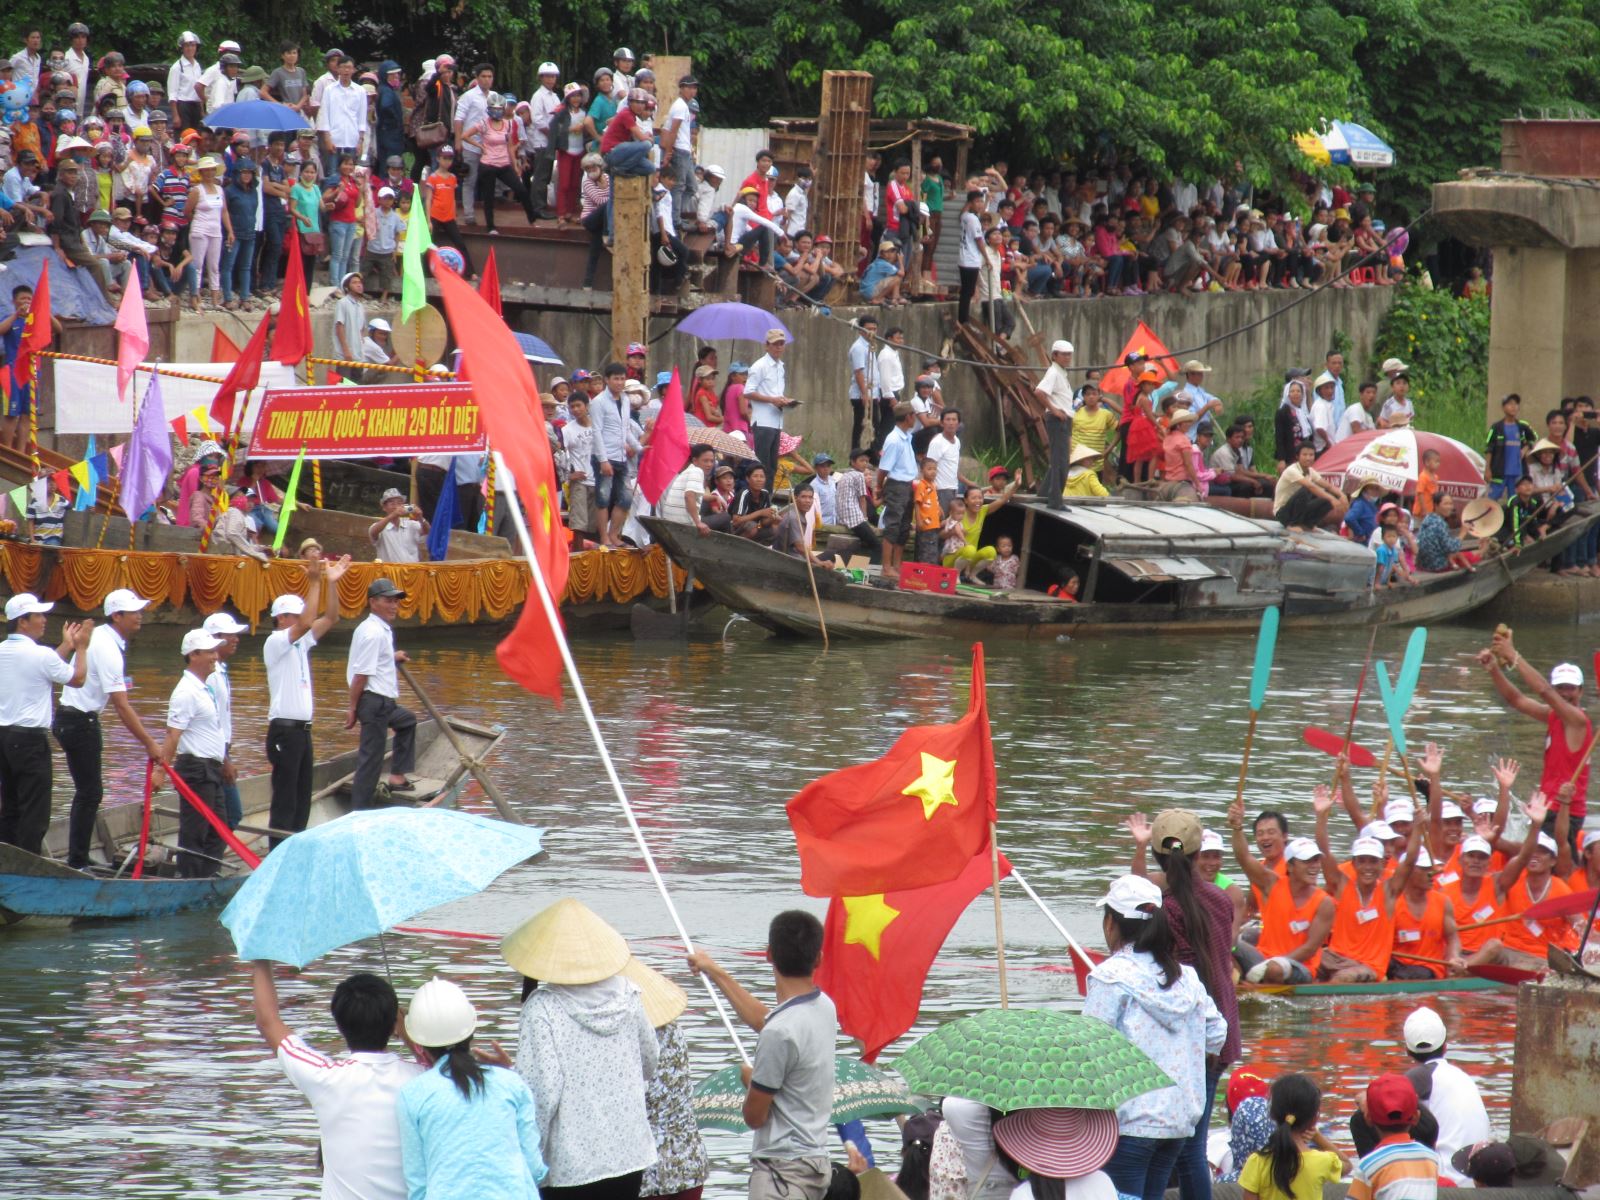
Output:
[404, 977, 478, 1047]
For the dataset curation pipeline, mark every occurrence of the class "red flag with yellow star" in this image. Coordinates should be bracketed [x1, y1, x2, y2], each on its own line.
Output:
[787, 644, 996, 896]
[817, 849, 1010, 1062]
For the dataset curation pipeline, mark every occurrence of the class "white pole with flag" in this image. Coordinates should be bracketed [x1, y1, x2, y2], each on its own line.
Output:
[496, 452, 752, 1065]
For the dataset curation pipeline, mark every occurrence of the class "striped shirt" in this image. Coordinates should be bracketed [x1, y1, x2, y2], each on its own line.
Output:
[834, 468, 871, 528]
[1346, 1138, 1438, 1200]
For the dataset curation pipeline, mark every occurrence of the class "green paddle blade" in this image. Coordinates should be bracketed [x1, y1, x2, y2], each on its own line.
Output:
[1248, 607, 1280, 712]
[1374, 660, 1407, 758]
[1394, 628, 1427, 713]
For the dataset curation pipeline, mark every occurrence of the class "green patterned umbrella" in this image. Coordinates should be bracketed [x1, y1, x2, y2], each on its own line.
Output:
[894, 1008, 1172, 1111]
[692, 1056, 924, 1132]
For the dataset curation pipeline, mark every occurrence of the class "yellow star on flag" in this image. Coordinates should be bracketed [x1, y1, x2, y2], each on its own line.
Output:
[902, 751, 959, 820]
[842, 894, 901, 959]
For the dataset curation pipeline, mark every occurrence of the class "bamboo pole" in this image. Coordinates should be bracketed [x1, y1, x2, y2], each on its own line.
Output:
[990, 821, 1008, 1008]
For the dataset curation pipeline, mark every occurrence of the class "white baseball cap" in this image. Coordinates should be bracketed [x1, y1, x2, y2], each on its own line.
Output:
[202, 612, 249, 635]
[405, 976, 478, 1046]
[381, 487, 406, 502]
[1350, 837, 1385, 860]
[180, 629, 223, 656]
[1460, 835, 1493, 856]
[1551, 662, 1584, 687]
[1403, 1005, 1448, 1054]
[377, 186, 395, 198]
[1414, 846, 1435, 868]
[1367, 820, 1399, 840]
[1285, 837, 1322, 862]
[1535, 833, 1559, 856]
[104, 588, 150, 617]
[4, 593, 53, 621]
[1051, 339, 1074, 356]
[1095, 874, 1163, 920]
[1200, 829, 1225, 854]
[1439, 800, 1465, 821]
[270, 594, 307, 618]
[1472, 798, 1499, 816]
[368, 317, 392, 333]
[1384, 800, 1416, 824]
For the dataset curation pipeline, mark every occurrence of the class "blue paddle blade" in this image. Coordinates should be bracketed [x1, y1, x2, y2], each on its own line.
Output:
[1394, 628, 1428, 715]
[1248, 607, 1281, 711]
[1375, 659, 1409, 758]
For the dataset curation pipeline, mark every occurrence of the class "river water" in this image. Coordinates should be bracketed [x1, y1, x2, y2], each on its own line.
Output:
[2, 617, 1589, 1197]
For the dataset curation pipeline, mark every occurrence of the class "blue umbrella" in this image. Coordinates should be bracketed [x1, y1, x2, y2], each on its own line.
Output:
[220, 809, 546, 967]
[452, 331, 563, 374]
[674, 301, 792, 344]
[203, 99, 313, 132]
[1322, 121, 1394, 169]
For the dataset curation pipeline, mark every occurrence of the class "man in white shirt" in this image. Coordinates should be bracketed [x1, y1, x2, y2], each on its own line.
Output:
[926, 410, 966, 511]
[847, 316, 878, 453]
[315, 57, 368, 178]
[368, 487, 429, 563]
[307, 48, 344, 116]
[452, 63, 495, 225]
[9, 29, 41, 86]
[1310, 371, 1339, 453]
[345, 578, 417, 809]
[1034, 340, 1075, 509]
[264, 556, 349, 845]
[875, 327, 907, 450]
[783, 166, 812, 238]
[206, 53, 241, 115]
[64, 24, 91, 113]
[1174, 360, 1225, 442]
[662, 76, 697, 228]
[1400, 1006, 1489, 1186]
[745, 329, 795, 484]
[1337, 380, 1380, 443]
[526, 63, 564, 220]
[163, 629, 229, 877]
[0, 595, 88, 857]
[691, 163, 723, 237]
[250, 960, 420, 1200]
[957, 188, 985, 324]
[1323, 350, 1348, 429]
[56, 588, 164, 869]
[663, 445, 715, 531]
[201, 611, 250, 829]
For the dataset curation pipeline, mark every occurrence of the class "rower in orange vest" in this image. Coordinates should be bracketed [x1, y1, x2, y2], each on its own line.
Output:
[1390, 848, 1462, 980]
[1231, 795, 1333, 985]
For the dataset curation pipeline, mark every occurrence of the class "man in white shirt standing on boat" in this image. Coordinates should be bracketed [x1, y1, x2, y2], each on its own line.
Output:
[265, 556, 350, 847]
[0, 595, 89, 858]
[346, 578, 417, 810]
[202, 611, 250, 830]
[745, 329, 795, 487]
[56, 589, 165, 870]
[162, 629, 229, 878]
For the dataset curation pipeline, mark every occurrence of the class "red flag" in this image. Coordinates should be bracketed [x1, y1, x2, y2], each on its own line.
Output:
[273, 225, 314, 365]
[211, 325, 243, 363]
[636, 367, 689, 506]
[171, 414, 189, 442]
[209, 313, 270, 432]
[817, 849, 1008, 1062]
[16, 261, 51, 383]
[51, 468, 73, 503]
[1099, 320, 1181, 399]
[478, 248, 503, 316]
[787, 644, 997, 896]
[430, 251, 571, 704]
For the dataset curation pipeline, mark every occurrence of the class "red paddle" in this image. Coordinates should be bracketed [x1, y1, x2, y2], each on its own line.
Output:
[1467, 963, 1543, 986]
[1303, 726, 1378, 768]
[1459, 886, 1599, 930]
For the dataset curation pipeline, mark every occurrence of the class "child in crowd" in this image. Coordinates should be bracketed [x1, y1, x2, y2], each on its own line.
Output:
[1346, 1075, 1438, 1200]
[1374, 525, 1413, 588]
[989, 535, 1020, 590]
[363, 187, 405, 304]
[911, 456, 943, 564]
[1238, 1074, 1344, 1200]
[151, 226, 194, 297]
[1413, 449, 1441, 519]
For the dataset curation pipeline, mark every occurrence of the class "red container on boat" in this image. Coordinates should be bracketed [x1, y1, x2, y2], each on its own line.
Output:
[898, 562, 959, 593]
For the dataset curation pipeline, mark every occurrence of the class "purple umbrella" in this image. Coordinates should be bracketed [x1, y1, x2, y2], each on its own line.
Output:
[674, 302, 792, 344]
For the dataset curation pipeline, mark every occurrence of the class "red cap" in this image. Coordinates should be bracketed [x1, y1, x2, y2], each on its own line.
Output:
[1226, 1067, 1271, 1116]
[1367, 1073, 1419, 1126]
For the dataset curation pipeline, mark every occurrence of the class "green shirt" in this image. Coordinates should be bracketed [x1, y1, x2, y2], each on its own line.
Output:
[1214, 871, 1236, 891]
[921, 174, 945, 213]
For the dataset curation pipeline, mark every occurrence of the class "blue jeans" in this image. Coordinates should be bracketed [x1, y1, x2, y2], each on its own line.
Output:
[1176, 1061, 1223, 1200]
[604, 142, 656, 238]
[152, 263, 196, 295]
[258, 217, 287, 292]
[1104, 1134, 1186, 1200]
[249, 504, 279, 536]
[329, 221, 360, 289]
[222, 235, 256, 302]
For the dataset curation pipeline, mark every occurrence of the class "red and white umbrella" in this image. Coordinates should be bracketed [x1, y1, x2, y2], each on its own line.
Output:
[1318, 428, 1486, 500]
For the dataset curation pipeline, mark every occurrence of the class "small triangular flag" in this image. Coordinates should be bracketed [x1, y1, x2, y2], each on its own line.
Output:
[190, 406, 212, 435]
[11, 485, 29, 516]
[171, 415, 189, 441]
[52, 469, 74, 503]
[70, 460, 93, 490]
[109, 443, 125, 471]
[0, 491, 8, 520]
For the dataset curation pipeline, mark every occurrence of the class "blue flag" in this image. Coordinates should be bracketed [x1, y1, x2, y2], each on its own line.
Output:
[427, 478, 455, 562]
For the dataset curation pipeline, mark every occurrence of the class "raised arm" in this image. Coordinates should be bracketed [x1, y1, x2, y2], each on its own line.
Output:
[1228, 797, 1275, 894]
[1312, 786, 1345, 895]
[1500, 629, 1586, 726]
[1420, 742, 1445, 858]
[1125, 812, 1161, 884]
[1479, 644, 1550, 721]
[309, 555, 351, 640]
[1386, 794, 1427, 898]
[685, 951, 769, 1032]
[1494, 792, 1552, 898]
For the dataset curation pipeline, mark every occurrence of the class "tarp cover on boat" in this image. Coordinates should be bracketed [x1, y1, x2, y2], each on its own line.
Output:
[1053, 502, 1275, 541]
[1103, 556, 1230, 582]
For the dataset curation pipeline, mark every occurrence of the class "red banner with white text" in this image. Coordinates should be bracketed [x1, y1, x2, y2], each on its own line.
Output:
[245, 384, 487, 459]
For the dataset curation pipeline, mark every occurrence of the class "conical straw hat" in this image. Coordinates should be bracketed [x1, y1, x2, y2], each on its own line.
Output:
[620, 956, 688, 1027]
[500, 898, 630, 985]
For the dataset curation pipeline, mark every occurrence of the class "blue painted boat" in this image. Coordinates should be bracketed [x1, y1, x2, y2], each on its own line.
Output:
[0, 845, 244, 920]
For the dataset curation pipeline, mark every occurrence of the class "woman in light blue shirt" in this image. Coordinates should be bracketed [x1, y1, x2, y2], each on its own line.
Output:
[397, 977, 548, 1200]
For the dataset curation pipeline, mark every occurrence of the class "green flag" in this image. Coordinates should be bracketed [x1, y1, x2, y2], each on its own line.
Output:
[272, 448, 307, 553]
[399, 202, 435, 325]
[9, 484, 27, 519]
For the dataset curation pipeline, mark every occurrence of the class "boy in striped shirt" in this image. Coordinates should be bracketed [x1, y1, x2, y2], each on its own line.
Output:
[1349, 1074, 1439, 1200]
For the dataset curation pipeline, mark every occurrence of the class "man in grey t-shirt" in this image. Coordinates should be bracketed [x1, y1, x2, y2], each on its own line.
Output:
[691, 910, 838, 1200]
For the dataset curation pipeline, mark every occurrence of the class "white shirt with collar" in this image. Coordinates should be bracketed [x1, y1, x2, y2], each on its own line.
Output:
[265, 627, 318, 722]
[529, 86, 563, 149]
[783, 183, 808, 236]
[64, 48, 90, 111]
[205, 72, 237, 113]
[877, 344, 905, 400]
[744, 353, 787, 430]
[207, 660, 233, 746]
[0, 633, 74, 727]
[167, 669, 226, 760]
[308, 69, 336, 110]
[61, 623, 129, 714]
[168, 56, 204, 103]
[454, 85, 491, 139]
[9, 50, 40, 85]
[1336, 403, 1374, 443]
[347, 613, 398, 699]
[315, 81, 369, 150]
[848, 335, 877, 401]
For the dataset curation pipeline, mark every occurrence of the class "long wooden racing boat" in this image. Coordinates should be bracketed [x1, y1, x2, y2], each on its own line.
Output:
[1238, 975, 1509, 998]
[0, 715, 504, 926]
[645, 500, 1598, 640]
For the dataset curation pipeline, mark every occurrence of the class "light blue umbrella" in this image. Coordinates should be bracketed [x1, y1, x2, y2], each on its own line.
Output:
[1322, 121, 1394, 169]
[220, 809, 546, 967]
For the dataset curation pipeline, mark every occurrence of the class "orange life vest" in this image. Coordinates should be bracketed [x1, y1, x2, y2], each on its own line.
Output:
[1328, 876, 1394, 976]
[1249, 856, 1290, 917]
[1502, 874, 1579, 956]
[1441, 877, 1505, 953]
[1392, 890, 1449, 978]
[1258, 877, 1328, 974]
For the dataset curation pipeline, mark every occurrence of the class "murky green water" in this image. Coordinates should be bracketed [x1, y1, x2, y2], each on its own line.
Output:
[3, 617, 1589, 1197]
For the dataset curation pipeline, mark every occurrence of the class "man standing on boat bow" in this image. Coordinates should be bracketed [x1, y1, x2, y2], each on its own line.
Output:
[0, 596, 90, 858]
[346, 578, 417, 809]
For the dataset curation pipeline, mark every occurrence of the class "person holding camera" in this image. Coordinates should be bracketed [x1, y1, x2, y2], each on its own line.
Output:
[368, 487, 430, 564]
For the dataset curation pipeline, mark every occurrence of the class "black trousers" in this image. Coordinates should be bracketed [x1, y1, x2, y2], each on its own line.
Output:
[540, 1170, 644, 1200]
[477, 163, 535, 231]
[0, 726, 54, 857]
[266, 720, 315, 848]
[751, 426, 781, 487]
[582, 206, 607, 288]
[53, 707, 103, 868]
[850, 397, 866, 453]
[1043, 414, 1073, 508]
[174, 753, 225, 878]
[352, 692, 418, 809]
[870, 397, 896, 453]
[958, 265, 980, 324]
[527, 147, 557, 217]
[430, 217, 475, 277]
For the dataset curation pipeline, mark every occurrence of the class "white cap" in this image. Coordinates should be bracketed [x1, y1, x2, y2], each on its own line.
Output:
[202, 612, 249, 635]
[104, 588, 150, 617]
[1403, 1006, 1448, 1054]
[1050, 339, 1075, 356]
[381, 487, 406, 502]
[1472, 798, 1499, 816]
[1367, 820, 1399, 841]
[180, 629, 223, 656]
[1551, 662, 1584, 687]
[1460, 835, 1493, 856]
[1381, 357, 1409, 374]
[405, 976, 478, 1046]
[1384, 800, 1416, 825]
[4, 593, 53, 621]
[1439, 800, 1465, 821]
[1314, 370, 1337, 390]
[369, 317, 392, 333]
[1535, 833, 1559, 856]
[1200, 829, 1225, 854]
[1414, 846, 1435, 868]
[270, 594, 306, 618]
[702, 163, 725, 179]
[1350, 837, 1385, 860]
[537, 61, 559, 75]
[378, 186, 395, 198]
[1285, 837, 1322, 862]
[1096, 874, 1163, 920]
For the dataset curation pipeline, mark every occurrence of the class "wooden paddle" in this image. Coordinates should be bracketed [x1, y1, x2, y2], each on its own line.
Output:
[1233, 607, 1281, 814]
[1459, 885, 1599, 931]
[1468, 963, 1544, 986]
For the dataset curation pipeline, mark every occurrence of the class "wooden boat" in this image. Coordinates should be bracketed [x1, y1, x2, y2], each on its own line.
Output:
[645, 500, 1599, 640]
[1238, 975, 1508, 998]
[0, 715, 503, 926]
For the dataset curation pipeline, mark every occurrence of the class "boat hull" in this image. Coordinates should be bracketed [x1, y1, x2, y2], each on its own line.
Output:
[1238, 975, 1506, 998]
[0, 846, 245, 920]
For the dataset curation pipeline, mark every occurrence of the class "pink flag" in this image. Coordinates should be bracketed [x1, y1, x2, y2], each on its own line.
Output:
[109, 443, 125, 470]
[114, 266, 149, 402]
[636, 368, 690, 506]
